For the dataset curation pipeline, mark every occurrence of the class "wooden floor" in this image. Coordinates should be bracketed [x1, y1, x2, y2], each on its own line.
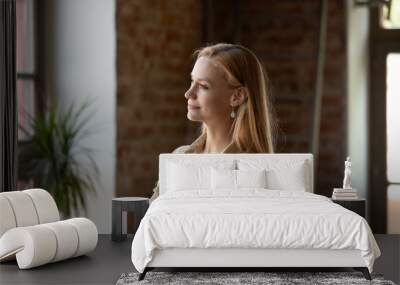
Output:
[0, 234, 398, 285]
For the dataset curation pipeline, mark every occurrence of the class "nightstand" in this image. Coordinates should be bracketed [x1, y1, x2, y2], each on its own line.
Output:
[331, 198, 366, 218]
[112, 197, 149, 242]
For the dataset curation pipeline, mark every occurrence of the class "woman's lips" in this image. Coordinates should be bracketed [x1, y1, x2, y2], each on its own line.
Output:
[188, 104, 200, 110]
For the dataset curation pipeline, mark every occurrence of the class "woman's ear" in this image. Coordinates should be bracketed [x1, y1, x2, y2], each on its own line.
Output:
[230, 87, 247, 107]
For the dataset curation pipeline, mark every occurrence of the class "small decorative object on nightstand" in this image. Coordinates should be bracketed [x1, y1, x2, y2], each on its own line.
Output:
[112, 197, 149, 242]
[331, 198, 366, 218]
[332, 157, 359, 200]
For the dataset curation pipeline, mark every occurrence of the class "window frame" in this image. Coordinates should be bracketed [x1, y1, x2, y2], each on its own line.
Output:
[369, 7, 400, 233]
[16, 0, 45, 142]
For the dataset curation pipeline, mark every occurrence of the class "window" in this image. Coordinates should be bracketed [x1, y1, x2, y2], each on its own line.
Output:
[16, 0, 37, 141]
[386, 53, 400, 233]
[16, 0, 38, 190]
[369, 3, 400, 233]
[382, 0, 400, 28]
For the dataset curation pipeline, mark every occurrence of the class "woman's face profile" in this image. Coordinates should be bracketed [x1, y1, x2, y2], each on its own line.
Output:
[185, 57, 233, 124]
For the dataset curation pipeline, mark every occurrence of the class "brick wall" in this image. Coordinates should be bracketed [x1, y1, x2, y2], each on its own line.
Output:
[116, 0, 203, 197]
[116, 0, 347, 198]
[240, 0, 347, 196]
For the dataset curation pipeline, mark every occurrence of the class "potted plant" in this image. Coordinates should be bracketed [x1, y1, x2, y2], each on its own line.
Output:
[18, 100, 99, 218]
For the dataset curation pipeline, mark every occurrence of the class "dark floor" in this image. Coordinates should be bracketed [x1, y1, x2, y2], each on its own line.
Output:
[0, 235, 134, 285]
[0, 234, 399, 285]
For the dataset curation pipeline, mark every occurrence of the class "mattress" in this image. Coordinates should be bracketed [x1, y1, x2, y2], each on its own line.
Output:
[131, 190, 380, 273]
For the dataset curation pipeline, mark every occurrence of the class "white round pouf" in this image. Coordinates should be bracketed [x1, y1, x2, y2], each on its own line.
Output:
[64, 218, 98, 257]
[23, 189, 60, 224]
[0, 196, 17, 237]
[0, 226, 57, 269]
[0, 189, 98, 269]
[0, 191, 39, 227]
[42, 221, 79, 262]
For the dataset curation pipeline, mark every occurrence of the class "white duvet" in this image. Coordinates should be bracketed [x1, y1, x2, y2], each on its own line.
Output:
[131, 190, 380, 273]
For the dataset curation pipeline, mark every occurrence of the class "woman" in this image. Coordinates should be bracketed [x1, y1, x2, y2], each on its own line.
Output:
[150, 43, 276, 202]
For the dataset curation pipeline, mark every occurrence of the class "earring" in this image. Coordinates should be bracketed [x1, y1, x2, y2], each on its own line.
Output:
[230, 106, 236, 119]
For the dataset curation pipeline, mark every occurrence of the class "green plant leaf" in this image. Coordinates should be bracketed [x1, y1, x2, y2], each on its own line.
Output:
[18, 100, 100, 218]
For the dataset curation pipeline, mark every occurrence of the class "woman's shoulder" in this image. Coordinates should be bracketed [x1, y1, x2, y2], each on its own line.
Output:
[172, 145, 191, 154]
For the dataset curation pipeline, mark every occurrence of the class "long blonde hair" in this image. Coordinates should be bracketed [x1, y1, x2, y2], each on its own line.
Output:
[194, 43, 276, 153]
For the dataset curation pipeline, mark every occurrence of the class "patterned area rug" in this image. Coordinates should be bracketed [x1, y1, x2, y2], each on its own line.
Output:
[116, 271, 396, 285]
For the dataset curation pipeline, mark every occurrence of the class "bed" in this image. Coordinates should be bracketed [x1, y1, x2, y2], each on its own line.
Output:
[131, 154, 380, 281]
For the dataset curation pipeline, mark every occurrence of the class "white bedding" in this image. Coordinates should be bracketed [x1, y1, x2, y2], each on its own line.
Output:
[131, 190, 380, 273]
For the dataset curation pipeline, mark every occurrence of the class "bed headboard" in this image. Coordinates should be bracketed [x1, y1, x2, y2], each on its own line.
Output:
[159, 153, 314, 195]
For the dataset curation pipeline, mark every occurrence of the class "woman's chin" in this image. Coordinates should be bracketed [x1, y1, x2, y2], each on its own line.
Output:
[187, 113, 202, 122]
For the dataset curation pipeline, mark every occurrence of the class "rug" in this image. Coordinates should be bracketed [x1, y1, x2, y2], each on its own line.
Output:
[116, 271, 396, 285]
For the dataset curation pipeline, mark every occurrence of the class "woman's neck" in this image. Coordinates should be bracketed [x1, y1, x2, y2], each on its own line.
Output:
[203, 119, 233, 153]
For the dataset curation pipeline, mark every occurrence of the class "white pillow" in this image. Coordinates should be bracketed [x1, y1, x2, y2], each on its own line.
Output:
[211, 168, 236, 190]
[167, 161, 210, 191]
[211, 168, 268, 190]
[166, 159, 236, 192]
[238, 159, 307, 191]
[266, 166, 306, 191]
[237, 169, 268, 189]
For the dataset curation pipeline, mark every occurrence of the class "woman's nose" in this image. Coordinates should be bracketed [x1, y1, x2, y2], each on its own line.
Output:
[184, 86, 196, 99]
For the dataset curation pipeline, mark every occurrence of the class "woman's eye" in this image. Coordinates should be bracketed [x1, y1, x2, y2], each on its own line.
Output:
[190, 80, 208, 90]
